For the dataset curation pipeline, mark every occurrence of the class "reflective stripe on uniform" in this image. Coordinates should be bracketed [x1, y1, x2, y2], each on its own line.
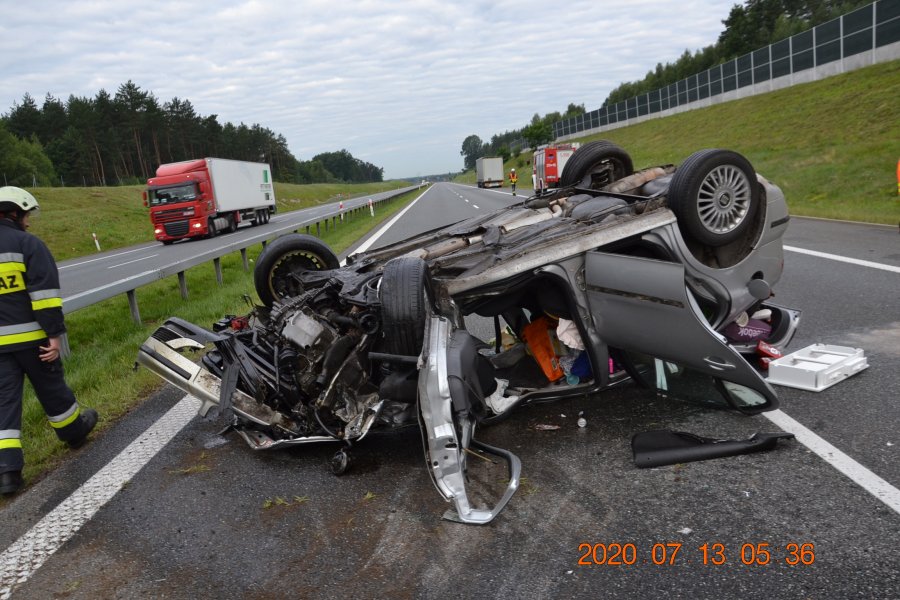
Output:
[48, 404, 80, 429]
[0, 321, 47, 345]
[31, 297, 63, 311]
[30, 287, 64, 310]
[0, 253, 25, 264]
[29, 289, 61, 301]
[0, 430, 23, 451]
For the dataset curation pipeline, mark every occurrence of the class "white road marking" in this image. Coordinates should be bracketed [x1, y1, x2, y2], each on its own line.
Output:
[107, 254, 159, 269]
[763, 409, 900, 515]
[0, 395, 201, 599]
[784, 246, 900, 274]
[473, 205, 479, 209]
[58, 247, 150, 270]
[341, 187, 431, 263]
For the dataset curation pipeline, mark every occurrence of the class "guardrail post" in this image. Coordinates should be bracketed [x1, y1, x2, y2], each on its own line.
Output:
[213, 257, 223, 285]
[240, 248, 249, 271]
[305, 225, 310, 235]
[178, 271, 188, 299]
[126, 290, 141, 324]
[316, 222, 321, 236]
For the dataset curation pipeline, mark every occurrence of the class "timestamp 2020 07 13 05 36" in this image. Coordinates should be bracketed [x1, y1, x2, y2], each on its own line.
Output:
[577, 542, 816, 566]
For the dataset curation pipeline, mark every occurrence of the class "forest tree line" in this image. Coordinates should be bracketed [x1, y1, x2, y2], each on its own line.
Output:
[0, 80, 383, 188]
[460, 0, 872, 169]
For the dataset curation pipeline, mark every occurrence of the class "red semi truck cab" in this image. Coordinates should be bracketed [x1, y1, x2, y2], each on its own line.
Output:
[145, 158, 275, 244]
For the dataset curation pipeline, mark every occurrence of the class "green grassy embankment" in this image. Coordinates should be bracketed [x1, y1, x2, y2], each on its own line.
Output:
[9, 186, 423, 493]
[460, 59, 900, 225]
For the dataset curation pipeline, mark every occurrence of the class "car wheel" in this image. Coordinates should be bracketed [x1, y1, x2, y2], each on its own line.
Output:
[558, 140, 634, 189]
[667, 149, 759, 247]
[380, 256, 428, 356]
[254, 234, 340, 306]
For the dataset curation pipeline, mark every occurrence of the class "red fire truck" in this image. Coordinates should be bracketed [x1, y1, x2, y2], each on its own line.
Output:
[532, 143, 581, 193]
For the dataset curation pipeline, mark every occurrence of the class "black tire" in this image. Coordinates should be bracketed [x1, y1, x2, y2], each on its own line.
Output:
[559, 140, 634, 189]
[207, 217, 218, 238]
[226, 215, 237, 233]
[380, 257, 428, 356]
[161, 240, 174, 246]
[667, 149, 760, 247]
[253, 234, 340, 306]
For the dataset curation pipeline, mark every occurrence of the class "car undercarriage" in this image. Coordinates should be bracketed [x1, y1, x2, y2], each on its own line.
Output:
[138, 143, 800, 523]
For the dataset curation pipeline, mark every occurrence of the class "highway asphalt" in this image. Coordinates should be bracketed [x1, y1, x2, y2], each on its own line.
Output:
[2, 183, 898, 598]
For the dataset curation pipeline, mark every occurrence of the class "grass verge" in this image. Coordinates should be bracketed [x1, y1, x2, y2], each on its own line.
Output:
[458, 60, 900, 225]
[12, 188, 423, 492]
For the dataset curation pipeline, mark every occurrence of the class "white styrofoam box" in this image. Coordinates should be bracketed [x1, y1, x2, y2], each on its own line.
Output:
[766, 344, 868, 392]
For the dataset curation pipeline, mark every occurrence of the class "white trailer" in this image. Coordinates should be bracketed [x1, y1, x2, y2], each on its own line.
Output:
[206, 158, 276, 214]
[476, 157, 504, 188]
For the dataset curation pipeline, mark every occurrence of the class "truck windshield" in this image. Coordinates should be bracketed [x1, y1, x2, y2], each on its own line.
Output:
[147, 183, 198, 206]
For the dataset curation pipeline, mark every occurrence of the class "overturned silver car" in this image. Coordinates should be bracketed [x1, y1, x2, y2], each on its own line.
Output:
[137, 142, 800, 524]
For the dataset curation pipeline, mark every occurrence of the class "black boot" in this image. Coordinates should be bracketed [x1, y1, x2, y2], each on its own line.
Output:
[0, 471, 23, 496]
[67, 408, 99, 449]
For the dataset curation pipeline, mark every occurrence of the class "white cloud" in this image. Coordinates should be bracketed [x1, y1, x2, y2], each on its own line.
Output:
[1, 0, 732, 178]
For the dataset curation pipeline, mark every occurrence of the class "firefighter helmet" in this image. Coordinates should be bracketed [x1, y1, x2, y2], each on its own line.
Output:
[0, 187, 40, 212]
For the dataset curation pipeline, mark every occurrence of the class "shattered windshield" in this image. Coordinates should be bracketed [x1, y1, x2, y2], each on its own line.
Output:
[147, 183, 198, 206]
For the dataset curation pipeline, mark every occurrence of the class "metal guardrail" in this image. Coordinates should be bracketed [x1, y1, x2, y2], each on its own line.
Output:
[61, 186, 420, 322]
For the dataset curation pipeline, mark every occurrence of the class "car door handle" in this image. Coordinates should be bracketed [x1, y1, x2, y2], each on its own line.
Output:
[703, 356, 736, 371]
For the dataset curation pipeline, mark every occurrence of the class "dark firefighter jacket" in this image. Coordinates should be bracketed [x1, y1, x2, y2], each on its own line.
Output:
[0, 218, 65, 352]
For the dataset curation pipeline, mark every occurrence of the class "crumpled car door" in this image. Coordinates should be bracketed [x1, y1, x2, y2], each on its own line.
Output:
[584, 250, 777, 412]
[417, 315, 521, 524]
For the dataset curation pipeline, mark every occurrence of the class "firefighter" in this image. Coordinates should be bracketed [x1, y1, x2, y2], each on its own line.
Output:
[0, 187, 97, 496]
[509, 168, 518, 196]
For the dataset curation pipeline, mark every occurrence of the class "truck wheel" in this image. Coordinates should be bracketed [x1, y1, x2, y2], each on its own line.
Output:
[559, 140, 634, 189]
[254, 234, 340, 306]
[207, 218, 218, 238]
[226, 215, 237, 233]
[667, 149, 759, 247]
[380, 257, 429, 356]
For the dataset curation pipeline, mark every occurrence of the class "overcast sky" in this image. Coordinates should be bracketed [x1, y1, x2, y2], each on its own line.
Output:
[1, 1, 733, 179]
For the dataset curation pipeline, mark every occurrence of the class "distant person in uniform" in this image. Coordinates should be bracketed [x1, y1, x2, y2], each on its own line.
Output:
[509, 168, 518, 196]
[0, 187, 98, 496]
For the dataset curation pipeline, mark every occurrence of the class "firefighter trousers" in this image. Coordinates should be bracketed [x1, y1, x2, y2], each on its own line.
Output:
[0, 345, 84, 474]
